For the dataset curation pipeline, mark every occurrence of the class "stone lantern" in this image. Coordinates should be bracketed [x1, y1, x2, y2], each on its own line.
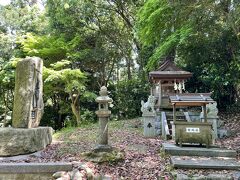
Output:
[95, 86, 113, 151]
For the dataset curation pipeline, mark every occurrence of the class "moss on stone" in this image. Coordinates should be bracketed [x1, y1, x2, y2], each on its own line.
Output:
[81, 148, 124, 163]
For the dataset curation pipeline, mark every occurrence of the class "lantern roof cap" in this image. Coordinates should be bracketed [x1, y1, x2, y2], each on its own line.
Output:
[96, 96, 112, 103]
[96, 86, 112, 103]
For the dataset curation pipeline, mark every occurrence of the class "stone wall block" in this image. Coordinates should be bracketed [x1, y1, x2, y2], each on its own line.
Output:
[0, 127, 53, 156]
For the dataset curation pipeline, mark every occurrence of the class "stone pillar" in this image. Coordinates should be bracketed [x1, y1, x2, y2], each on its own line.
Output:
[141, 95, 156, 137]
[171, 121, 175, 140]
[201, 102, 219, 144]
[206, 102, 219, 143]
[12, 57, 44, 128]
[95, 86, 113, 151]
[143, 113, 156, 137]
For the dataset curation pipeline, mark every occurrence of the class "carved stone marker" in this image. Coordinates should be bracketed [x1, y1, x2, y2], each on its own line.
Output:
[141, 95, 156, 137]
[12, 57, 44, 128]
[0, 57, 52, 157]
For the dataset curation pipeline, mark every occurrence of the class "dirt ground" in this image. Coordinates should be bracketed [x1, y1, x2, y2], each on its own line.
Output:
[0, 113, 239, 179]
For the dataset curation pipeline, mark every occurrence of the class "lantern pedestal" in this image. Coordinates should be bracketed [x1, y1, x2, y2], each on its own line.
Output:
[95, 110, 111, 151]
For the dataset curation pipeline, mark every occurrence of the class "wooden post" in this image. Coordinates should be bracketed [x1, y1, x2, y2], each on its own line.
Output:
[159, 81, 162, 107]
[151, 83, 154, 96]
[203, 104, 207, 123]
[173, 103, 176, 123]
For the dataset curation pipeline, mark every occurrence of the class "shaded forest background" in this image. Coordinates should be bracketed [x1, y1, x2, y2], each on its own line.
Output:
[0, 0, 239, 129]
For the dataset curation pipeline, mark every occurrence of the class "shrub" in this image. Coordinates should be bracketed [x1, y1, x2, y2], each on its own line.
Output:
[109, 79, 149, 119]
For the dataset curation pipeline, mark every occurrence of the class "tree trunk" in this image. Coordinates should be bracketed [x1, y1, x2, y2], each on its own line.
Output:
[57, 107, 62, 129]
[71, 103, 81, 126]
[70, 93, 81, 126]
[126, 58, 132, 80]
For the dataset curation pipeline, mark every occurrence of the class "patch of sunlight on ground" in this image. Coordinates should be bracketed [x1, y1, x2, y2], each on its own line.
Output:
[53, 118, 143, 142]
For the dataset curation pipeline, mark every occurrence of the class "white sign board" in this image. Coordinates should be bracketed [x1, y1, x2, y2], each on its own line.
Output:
[186, 127, 200, 133]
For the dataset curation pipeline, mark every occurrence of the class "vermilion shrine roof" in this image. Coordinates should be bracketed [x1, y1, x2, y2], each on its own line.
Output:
[149, 60, 192, 82]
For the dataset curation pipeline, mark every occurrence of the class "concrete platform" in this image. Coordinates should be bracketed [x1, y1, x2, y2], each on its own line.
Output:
[171, 156, 240, 170]
[0, 163, 72, 173]
[0, 151, 42, 161]
[162, 143, 237, 157]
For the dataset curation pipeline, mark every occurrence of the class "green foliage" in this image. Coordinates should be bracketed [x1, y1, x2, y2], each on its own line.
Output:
[81, 109, 96, 123]
[0, 57, 21, 118]
[0, 0, 146, 129]
[18, 33, 67, 65]
[43, 61, 87, 126]
[45, 0, 143, 85]
[43, 66, 86, 94]
[111, 79, 149, 119]
[138, 0, 240, 107]
[0, 1, 48, 34]
[0, 33, 14, 60]
[147, 25, 192, 70]
[138, 0, 172, 46]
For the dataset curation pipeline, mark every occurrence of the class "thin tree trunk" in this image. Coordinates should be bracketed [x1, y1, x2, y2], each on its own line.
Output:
[71, 103, 81, 126]
[70, 93, 81, 126]
[126, 58, 132, 80]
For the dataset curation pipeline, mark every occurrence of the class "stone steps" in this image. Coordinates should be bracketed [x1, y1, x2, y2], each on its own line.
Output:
[171, 156, 240, 170]
[0, 162, 73, 173]
[162, 143, 237, 157]
[163, 143, 239, 170]
[0, 162, 73, 180]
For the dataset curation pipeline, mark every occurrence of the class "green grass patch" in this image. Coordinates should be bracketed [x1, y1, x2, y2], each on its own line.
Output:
[53, 118, 143, 158]
[53, 127, 77, 140]
[54, 118, 143, 141]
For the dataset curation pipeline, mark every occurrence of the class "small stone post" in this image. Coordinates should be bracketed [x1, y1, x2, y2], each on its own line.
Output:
[201, 102, 219, 144]
[141, 95, 156, 137]
[95, 86, 113, 151]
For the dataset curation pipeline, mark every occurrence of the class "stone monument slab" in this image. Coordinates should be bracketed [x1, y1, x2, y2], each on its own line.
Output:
[12, 57, 44, 128]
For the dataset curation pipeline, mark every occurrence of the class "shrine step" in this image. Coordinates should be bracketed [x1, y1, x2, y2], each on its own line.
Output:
[0, 162, 72, 173]
[162, 143, 237, 157]
[171, 156, 240, 170]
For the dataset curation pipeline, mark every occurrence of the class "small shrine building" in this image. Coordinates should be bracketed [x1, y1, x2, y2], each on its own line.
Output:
[149, 60, 192, 109]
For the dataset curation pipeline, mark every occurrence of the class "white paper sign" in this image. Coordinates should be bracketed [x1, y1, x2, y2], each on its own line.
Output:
[186, 127, 200, 133]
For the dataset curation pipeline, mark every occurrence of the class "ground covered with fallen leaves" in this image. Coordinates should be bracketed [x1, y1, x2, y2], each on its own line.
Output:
[216, 112, 240, 160]
[1, 112, 240, 179]
[51, 119, 173, 179]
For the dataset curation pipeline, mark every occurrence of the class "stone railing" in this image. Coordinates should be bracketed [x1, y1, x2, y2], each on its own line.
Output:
[161, 112, 170, 140]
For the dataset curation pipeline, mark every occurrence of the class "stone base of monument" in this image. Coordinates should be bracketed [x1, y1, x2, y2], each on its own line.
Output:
[0, 127, 53, 157]
[81, 147, 124, 163]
